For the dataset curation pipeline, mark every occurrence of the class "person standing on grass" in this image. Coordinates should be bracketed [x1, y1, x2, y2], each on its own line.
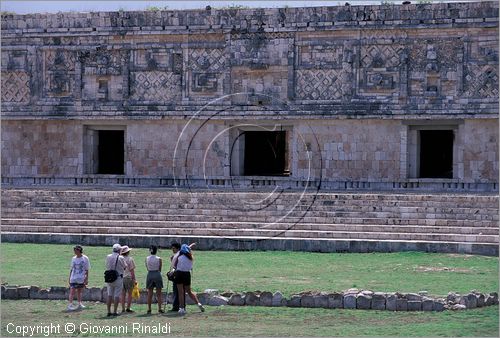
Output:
[168, 242, 181, 312]
[120, 245, 136, 313]
[67, 245, 90, 311]
[172, 243, 205, 315]
[105, 243, 127, 317]
[145, 245, 164, 314]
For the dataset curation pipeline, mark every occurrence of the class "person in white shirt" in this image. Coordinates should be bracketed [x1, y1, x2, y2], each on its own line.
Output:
[67, 245, 90, 311]
[171, 243, 204, 315]
[105, 243, 127, 317]
[145, 245, 164, 314]
[120, 245, 136, 313]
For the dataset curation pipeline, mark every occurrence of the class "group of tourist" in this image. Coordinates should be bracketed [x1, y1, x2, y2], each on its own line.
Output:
[67, 242, 204, 316]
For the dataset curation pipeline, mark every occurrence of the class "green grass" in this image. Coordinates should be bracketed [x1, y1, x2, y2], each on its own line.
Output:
[1, 300, 498, 337]
[1, 243, 498, 297]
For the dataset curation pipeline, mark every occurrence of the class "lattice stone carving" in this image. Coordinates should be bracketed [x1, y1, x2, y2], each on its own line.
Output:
[188, 48, 226, 72]
[295, 69, 343, 100]
[360, 44, 404, 68]
[463, 64, 499, 98]
[1, 71, 30, 103]
[409, 40, 462, 71]
[130, 71, 181, 102]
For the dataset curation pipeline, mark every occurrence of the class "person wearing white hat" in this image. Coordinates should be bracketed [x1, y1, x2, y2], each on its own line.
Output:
[120, 245, 136, 313]
[105, 243, 127, 316]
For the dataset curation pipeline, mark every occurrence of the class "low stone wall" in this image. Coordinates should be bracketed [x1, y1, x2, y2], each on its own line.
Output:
[1, 285, 497, 312]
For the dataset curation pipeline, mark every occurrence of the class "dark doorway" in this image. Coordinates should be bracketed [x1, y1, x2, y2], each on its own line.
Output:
[419, 130, 453, 178]
[244, 131, 287, 176]
[98, 130, 124, 174]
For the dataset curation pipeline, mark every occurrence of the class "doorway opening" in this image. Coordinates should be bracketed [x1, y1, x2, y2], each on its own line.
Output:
[98, 130, 124, 174]
[419, 130, 453, 178]
[244, 131, 288, 176]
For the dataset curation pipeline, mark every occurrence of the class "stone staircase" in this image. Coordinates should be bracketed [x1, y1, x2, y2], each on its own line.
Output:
[1, 187, 498, 255]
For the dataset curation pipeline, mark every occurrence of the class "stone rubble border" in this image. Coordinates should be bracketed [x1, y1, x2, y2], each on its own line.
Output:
[1, 285, 498, 312]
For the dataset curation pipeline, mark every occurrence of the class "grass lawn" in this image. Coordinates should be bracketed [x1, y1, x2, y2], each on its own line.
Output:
[1, 243, 498, 297]
[1, 300, 499, 337]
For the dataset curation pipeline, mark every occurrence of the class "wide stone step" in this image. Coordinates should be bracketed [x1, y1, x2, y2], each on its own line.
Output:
[2, 209, 498, 228]
[3, 202, 497, 222]
[1, 224, 497, 243]
[2, 189, 498, 207]
[1, 218, 496, 237]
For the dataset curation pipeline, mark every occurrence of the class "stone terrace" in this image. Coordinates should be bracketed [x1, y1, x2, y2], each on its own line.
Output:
[1, 187, 498, 255]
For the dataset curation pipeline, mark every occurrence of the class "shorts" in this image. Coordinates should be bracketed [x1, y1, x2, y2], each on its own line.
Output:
[106, 277, 123, 299]
[146, 271, 163, 289]
[123, 276, 134, 292]
[175, 270, 191, 286]
[70, 283, 85, 289]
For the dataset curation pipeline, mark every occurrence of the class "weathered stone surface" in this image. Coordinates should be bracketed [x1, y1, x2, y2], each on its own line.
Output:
[3, 287, 18, 300]
[371, 292, 386, 310]
[244, 292, 260, 306]
[287, 295, 301, 307]
[47, 286, 67, 300]
[204, 289, 219, 295]
[301, 294, 315, 308]
[17, 286, 30, 299]
[451, 304, 467, 310]
[328, 293, 343, 309]
[447, 292, 460, 303]
[433, 300, 445, 312]
[356, 293, 372, 310]
[197, 292, 210, 305]
[407, 300, 421, 311]
[406, 293, 422, 302]
[229, 293, 245, 306]
[87, 287, 102, 302]
[260, 292, 273, 307]
[343, 294, 357, 309]
[489, 292, 498, 305]
[476, 293, 485, 307]
[30, 286, 49, 300]
[208, 295, 229, 306]
[272, 291, 286, 307]
[422, 298, 434, 311]
[313, 293, 329, 308]
[386, 294, 397, 311]
[396, 298, 408, 311]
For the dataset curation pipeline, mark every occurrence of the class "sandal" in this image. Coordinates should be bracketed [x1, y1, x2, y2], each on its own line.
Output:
[158, 309, 165, 314]
[146, 310, 151, 314]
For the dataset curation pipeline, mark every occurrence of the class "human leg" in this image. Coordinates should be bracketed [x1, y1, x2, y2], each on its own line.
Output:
[156, 288, 163, 313]
[147, 288, 153, 313]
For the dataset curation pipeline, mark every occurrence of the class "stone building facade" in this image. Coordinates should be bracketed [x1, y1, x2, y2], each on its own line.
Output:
[1, 2, 498, 191]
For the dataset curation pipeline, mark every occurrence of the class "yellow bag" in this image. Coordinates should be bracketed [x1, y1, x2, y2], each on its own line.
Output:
[132, 282, 140, 300]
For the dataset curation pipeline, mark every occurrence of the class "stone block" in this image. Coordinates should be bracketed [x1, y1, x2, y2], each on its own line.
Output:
[356, 293, 372, 309]
[287, 295, 301, 307]
[3, 287, 18, 300]
[301, 294, 315, 308]
[406, 293, 422, 301]
[386, 294, 397, 311]
[272, 291, 286, 307]
[30, 286, 49, 300]
[396, 298, 408, 311]
[407, 300, 421, 311]
[208, 295, 228, 306]
[422, 298, 434, 311]
[47, 286, 67, 300]
[343, 294, 357, 309]
[489, 292, 498, 305]
[244, 292, 260, 306]
[260, 291, 273, 306]
[371, 292, 386, 310]
[466, 293, 477, 308]
[195, 293, 209, 305]
[327, 293, 343, 309]
[451, 304, 467, 310]
[475, 294, 485, 307]
[88, 287, 103, 302]
[433, 300, 445, 312]
[229, 293, 245, 306]
[17, 286, 30, 299]
[313, 294, 329, 308]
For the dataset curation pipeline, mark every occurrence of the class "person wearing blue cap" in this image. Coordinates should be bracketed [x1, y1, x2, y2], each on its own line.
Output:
[171, 243, 204, 315]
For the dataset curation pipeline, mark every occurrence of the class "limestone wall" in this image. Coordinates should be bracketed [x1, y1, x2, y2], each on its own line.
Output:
[2, 118, 497, 182]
